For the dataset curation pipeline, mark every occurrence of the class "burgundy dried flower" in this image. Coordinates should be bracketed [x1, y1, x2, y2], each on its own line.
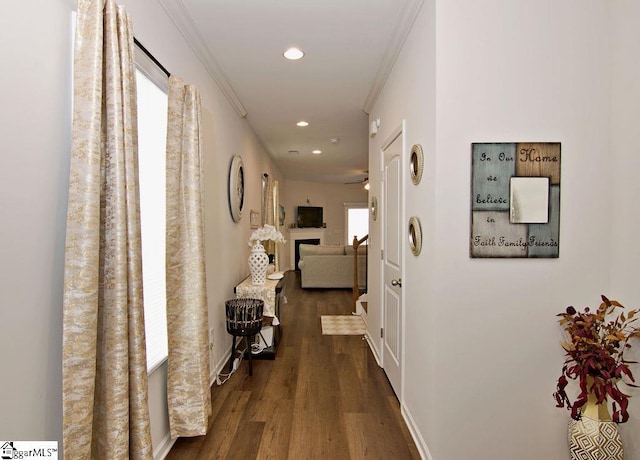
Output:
[553, 295, 640, 423]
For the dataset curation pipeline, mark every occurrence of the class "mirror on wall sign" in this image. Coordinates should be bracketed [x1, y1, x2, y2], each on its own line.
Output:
[509, 177, 549, 224]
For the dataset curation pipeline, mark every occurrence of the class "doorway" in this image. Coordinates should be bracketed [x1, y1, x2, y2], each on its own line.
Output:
[381, 124, 404, 399]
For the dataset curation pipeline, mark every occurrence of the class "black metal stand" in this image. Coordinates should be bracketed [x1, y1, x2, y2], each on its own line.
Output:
[225, 298, 264, 376]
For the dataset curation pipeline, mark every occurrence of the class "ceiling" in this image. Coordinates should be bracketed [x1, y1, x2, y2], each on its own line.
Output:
[158, 0, 423, 183]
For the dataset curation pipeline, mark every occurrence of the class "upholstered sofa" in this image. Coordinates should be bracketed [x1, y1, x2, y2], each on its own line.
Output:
[298, 244, 367, 289]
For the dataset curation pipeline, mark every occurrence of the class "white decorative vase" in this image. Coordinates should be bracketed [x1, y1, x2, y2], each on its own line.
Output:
[248, 242, 269, 285]
[568, 397, 623, 460]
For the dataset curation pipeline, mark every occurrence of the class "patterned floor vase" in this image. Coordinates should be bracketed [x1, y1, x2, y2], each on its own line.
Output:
[568, 415, 623, 460]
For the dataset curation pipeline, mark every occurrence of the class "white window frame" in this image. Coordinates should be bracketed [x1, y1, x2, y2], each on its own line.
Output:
[344, 202, 369, 246]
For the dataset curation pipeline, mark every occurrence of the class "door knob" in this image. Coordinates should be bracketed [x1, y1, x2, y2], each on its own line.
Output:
[391, 278, 402, 287]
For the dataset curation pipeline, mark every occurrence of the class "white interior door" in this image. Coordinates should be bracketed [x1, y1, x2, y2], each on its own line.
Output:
[382, 127, 403, 398]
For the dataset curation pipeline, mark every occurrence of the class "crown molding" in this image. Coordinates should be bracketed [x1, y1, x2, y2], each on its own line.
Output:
[157, 0, 248, 118]
[362, 0, 424, 115]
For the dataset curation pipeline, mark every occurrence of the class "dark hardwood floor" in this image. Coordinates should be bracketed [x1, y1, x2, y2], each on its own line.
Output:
[166, 271, 420, 460]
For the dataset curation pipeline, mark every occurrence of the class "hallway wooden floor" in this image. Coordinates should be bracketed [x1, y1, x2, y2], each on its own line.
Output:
[166, 271, 420, 460]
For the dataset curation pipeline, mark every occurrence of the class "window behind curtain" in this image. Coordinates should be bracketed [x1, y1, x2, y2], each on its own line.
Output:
[136, 66, 168, 373]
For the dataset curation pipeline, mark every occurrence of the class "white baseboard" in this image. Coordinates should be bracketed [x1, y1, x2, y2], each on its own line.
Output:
[364, 330, 382, 366]
[153, 431, 176, 460]
[401, 403, 433, 460]
[210, 347, 233, 386]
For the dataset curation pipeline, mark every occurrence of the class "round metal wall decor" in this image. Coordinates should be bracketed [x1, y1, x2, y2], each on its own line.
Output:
[370, 196, 378, 221]
[408, 216, 422, 256]
[228, 155, 245, 222]
[410, 144, 424, 185]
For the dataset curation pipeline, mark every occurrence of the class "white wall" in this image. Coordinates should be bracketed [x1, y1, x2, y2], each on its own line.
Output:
[371, 1, 639, 459]
[0, 0, 283, 456]
[433, 2, 612, 457]
[0, 0, 74, 444]
[610, 0, 640, 454]
[367, 0, 437, 452]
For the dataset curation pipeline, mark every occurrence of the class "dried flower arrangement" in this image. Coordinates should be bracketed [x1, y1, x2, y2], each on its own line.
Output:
[554, 295, 640, 423]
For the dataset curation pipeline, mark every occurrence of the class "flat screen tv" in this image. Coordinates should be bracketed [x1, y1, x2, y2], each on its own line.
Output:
[297, 206, 323, 228]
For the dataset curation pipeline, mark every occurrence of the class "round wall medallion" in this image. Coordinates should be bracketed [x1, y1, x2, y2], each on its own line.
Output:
[408, 216, 422, 256]
[370, 196, 378, 221]
[228, 155, 245, 222]
[410, 144, 424, 185]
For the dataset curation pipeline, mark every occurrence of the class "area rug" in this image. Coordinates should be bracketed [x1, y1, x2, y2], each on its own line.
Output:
[321, 315, 366, 335]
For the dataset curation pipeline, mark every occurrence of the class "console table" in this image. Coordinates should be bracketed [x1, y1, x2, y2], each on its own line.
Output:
[234, 274, 286, 359]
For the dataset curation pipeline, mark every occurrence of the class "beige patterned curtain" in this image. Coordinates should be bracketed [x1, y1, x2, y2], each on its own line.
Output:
[165, 76, 212, 437]
[263, 176, 275, 228]
[262, 176, 279, 257]
[62, 1, 152, 459]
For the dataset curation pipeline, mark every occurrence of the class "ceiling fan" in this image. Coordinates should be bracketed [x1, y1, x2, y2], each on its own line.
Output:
[344, 175, 370, 190]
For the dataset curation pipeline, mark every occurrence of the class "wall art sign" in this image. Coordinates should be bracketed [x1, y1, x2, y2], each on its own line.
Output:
[250, 210, 260, 228]
[470, 142, 560, 258]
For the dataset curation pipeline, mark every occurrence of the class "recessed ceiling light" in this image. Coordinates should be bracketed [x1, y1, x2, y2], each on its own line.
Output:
[312, 150, 322, 155]
[296, 121, 309, 127]
[284, 47, 304, 60]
